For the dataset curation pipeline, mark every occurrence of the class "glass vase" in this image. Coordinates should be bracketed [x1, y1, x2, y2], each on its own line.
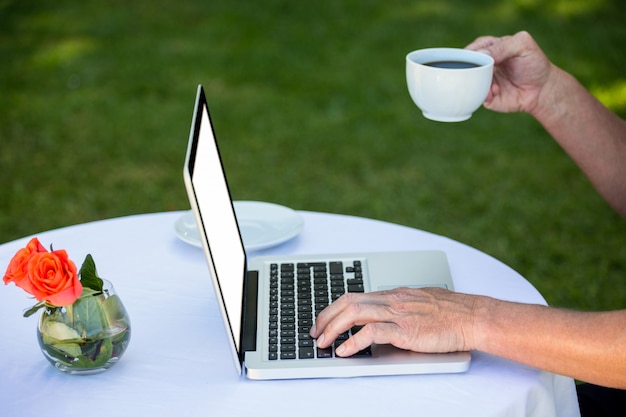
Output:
[37, 279, 131, 375]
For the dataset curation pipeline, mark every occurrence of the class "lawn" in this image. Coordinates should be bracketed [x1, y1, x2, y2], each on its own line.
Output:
[1, 0, 625, 311]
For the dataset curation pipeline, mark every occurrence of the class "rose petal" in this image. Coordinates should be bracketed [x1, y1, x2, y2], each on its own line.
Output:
[2, 237, 47, 286]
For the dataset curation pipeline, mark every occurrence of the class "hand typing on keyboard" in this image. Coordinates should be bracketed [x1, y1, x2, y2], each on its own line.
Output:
[310, 287, 478, 357]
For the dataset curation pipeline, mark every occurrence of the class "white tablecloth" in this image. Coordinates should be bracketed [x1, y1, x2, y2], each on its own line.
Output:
[0, 211, 580, 417]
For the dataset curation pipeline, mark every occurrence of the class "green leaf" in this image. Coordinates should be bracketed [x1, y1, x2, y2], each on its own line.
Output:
[73, 337, 113, 368]
[49, 342, 82, 358]
[72, 294, 107, 339]
[40, 321, 82, 342]
[102, 294, 129, 324]
[23, 301, 47, 318]
[79, 254, 104, 293]
[80, 287, 101, 298]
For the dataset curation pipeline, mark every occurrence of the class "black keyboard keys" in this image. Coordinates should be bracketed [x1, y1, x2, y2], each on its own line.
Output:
[269, 260, 369, 361]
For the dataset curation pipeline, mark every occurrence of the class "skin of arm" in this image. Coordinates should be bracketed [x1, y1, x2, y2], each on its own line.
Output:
[310, 31, 626, 389]
[310, 287, 626, 389]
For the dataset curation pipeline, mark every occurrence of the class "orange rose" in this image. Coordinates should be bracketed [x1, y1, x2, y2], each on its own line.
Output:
[3, 238, 83, 307]
[3, 237, 47, 286]
[25, 250, 82, 306]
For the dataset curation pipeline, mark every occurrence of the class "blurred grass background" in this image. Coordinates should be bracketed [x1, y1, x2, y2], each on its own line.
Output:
[1, 0, 625, 311]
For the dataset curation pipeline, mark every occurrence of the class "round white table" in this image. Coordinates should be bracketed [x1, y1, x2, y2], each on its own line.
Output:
[0, 210, 580, 417]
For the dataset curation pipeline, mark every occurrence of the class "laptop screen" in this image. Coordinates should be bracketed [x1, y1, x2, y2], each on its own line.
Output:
[184, 86, 247, 364]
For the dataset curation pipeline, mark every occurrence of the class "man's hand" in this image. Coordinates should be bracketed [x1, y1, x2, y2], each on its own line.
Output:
[310, 287, 479, 357]
[466, 30, 555, 116]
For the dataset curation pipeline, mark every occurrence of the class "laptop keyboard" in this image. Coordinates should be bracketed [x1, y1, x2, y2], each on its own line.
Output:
[267, 260, 372, 360]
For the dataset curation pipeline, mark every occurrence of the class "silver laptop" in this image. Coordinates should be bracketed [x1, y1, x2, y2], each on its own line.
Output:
[183, 85, 471, 380]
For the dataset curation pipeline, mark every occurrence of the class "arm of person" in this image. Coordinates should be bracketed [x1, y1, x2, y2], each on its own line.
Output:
[532, 66, 626, 217]
[467, 31, 626, 217]
[475, 294, 626, 389]
[310, 287, 626, 389]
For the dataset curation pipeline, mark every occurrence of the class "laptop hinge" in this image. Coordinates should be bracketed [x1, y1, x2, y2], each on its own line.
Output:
[241, 270, 258, 354]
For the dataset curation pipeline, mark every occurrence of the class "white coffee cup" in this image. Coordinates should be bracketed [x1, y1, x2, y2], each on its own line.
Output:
[406, 48, 494, 122]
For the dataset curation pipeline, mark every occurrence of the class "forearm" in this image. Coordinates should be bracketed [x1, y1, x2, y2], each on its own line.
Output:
[472, 296, 626, 388]
[532, 66, 626, 217]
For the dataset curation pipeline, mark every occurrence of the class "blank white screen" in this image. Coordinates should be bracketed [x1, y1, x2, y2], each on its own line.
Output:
[191, 103, 246, 352]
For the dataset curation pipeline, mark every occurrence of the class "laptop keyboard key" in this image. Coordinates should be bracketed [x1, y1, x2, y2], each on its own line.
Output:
[316, 347, 333, 358]
[348, 283, 364, 293]
[299, 347, 315, 359]
[329, 261, 343, 275]
[354, 347, 372, 357]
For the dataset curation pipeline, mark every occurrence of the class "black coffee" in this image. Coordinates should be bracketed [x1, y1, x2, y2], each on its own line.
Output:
[424, 61, 480, 69]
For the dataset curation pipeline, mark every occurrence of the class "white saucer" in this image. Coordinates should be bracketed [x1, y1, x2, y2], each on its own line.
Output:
[174, 201, 304, 251]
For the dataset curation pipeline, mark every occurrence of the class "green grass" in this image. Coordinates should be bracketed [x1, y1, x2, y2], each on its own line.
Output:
[1, 0, 625, 311]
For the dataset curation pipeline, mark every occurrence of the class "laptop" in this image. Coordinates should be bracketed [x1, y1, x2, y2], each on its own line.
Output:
[183, 85, 471, 380]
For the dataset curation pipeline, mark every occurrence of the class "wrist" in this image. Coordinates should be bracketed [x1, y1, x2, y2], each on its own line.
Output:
[529, 65, 576, 127]
[466, 294, 500, 352]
